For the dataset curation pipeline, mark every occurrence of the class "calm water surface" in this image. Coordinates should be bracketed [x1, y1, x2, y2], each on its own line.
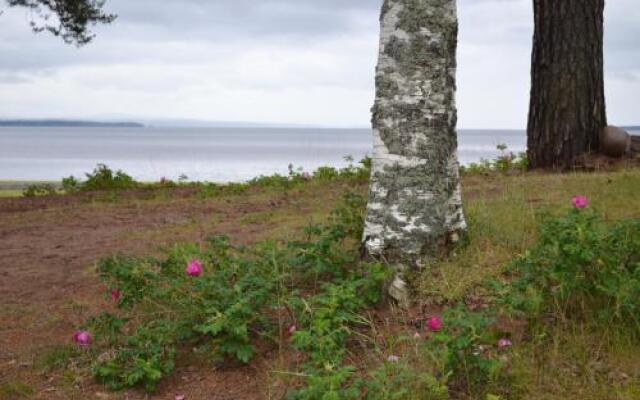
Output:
[0, 127, 527, 181]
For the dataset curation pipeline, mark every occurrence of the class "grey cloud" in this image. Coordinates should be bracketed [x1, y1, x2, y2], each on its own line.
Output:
[100, 0, 381, 40]
[0, 0, 637, 127]
[0, 0, 381, 72]
[610, 71, 639, 83]
[0, 71, 33, 84]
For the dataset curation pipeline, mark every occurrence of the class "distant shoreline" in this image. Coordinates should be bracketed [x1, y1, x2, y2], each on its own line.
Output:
[0, 120, 144, 128]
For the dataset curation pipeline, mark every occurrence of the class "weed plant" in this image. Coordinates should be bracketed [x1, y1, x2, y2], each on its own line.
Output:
[460, 144, 528, 175]
[22, 183, 57, 197]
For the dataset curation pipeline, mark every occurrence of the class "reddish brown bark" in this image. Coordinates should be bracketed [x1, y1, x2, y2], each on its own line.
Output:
[527, 0, 607, 170]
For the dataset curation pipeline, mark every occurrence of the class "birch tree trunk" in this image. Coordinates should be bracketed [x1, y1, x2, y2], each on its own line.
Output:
[363, 0, 466, 302]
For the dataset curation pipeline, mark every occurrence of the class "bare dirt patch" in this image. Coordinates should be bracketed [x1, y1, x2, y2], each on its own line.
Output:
[0, 184, 352, 399]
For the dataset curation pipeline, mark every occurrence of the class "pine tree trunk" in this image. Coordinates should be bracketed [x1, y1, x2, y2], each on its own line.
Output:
[363, 0, 466, 274]
[527, 0, 607, 170]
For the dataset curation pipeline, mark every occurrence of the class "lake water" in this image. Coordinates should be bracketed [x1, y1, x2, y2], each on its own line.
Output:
[0, 127, 527, 182]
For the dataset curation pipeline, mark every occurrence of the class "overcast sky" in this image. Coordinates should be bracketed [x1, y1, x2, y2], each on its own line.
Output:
[0, 0, 637, 128]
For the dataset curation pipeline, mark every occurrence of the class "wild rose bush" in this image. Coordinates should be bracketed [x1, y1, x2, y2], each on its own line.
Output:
[78, 189, 508, 398]
[87, 237, 285, 390]
[436, 307, 510, 395]
[77, 192, 393, 392]
[505, 197, 640, 325]
[72, 189, 519, 398]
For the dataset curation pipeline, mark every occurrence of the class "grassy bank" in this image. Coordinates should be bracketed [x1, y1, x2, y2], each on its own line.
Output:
[418, 170, 640, 399]
[1, 164, 639, 399]
[0, 181, 60, 198]
[0, 189, 23, 198]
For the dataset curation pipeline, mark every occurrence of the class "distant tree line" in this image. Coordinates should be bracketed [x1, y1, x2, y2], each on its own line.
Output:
[0, 119, 143, 128]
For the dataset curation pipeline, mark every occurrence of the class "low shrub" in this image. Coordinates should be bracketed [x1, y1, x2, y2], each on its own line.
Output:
[460, 144, 528, 175]
[62, 164, 138, 193]
[22, 183, 57, 197]
[55, 156, 371, 199]
[196, 181, 249, 198]
[88, 238, 285, 390]
[78, 192, 390, 393]
[61, 175, 80, 192]
[435, 306, 510, 396]
[364, 361, 449, 400]
[504, 196, 640, 327]
[197, 156, 371, 198]
[82, 164, 138, 191]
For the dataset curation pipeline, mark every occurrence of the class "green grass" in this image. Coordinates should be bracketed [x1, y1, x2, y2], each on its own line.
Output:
[0, 189, 23, 197]
[413, 168, 640, 400]
[418, 170, 640, 303]
[35, 345, 80, 372]
[513, 326, 640, 400]
[0, 381, 35, 399]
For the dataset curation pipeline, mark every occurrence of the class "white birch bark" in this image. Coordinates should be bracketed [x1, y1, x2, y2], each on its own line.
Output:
[363, 0, 466, 276]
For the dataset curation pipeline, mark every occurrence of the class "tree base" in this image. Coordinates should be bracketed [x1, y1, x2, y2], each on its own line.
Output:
[388, 270, 410, 309]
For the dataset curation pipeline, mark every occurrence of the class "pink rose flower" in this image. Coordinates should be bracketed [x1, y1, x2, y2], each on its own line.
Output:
[497, 338, 513, 348]
[186, 259, 203, 277]
[426, 316, 443, 332]
[73, 330, 91, 346]
[110, 288, 121, 301]
[572, 195, 588, 209]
